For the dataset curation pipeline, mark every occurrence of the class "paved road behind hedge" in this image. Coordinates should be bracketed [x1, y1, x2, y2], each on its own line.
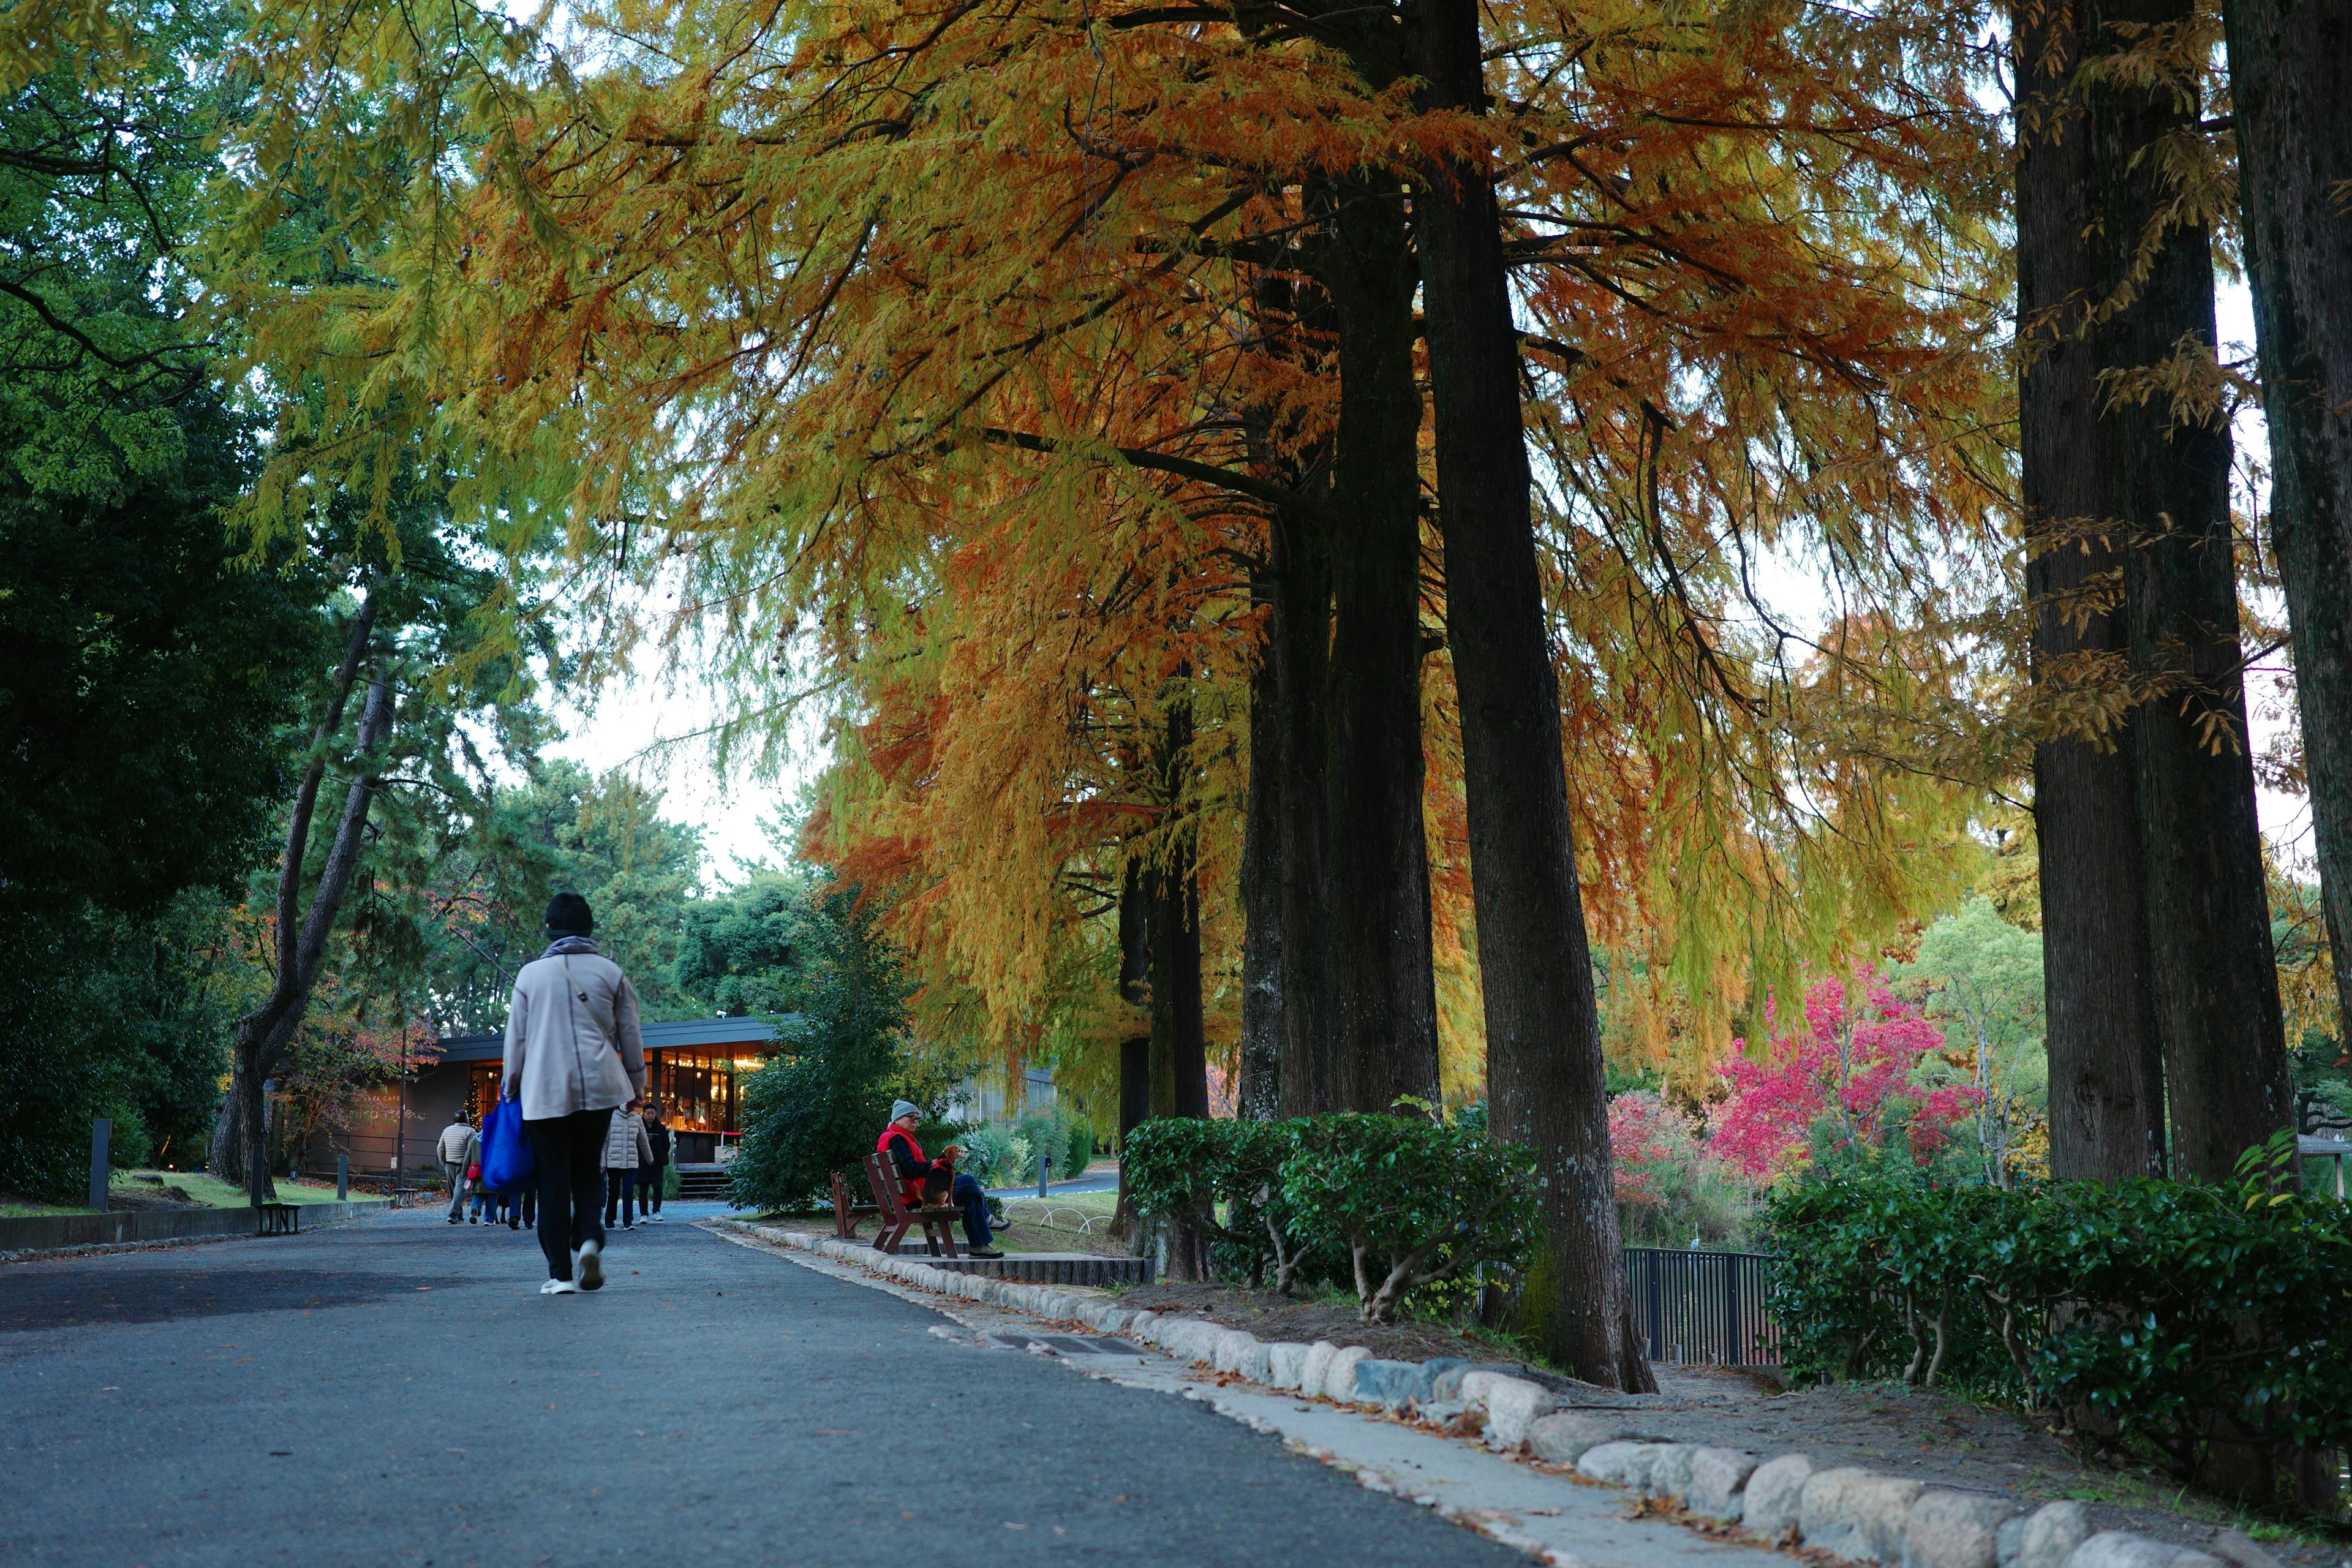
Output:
[0, 1205, 1525, 1567]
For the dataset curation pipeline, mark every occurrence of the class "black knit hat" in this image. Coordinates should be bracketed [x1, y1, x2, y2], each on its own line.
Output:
[544, 892, 594, 936]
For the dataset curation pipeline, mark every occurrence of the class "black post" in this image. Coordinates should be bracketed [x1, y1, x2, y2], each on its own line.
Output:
[336, 1153, 349, 1202]
[88, 1119, 110, 1213]
[1724, 1254, 1741, 1367]
[394, 1034, 408, 1194]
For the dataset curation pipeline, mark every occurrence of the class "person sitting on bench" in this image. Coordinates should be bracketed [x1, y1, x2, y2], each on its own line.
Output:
[878, 1102, 1002, 1257]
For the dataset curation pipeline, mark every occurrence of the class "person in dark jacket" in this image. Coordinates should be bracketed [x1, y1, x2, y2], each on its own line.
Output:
[641, 1110, 671, 1222]
[878, 1102, 1000, 1256]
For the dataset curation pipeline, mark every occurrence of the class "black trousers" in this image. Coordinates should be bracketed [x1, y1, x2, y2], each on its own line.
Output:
[604, 1167, 637, 1227]
[523, 1108, 614, 1282]
[642, 1165, 665, 1215]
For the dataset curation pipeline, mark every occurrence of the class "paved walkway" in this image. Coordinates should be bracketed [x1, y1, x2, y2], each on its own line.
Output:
[0, 1204, 1528, 1567]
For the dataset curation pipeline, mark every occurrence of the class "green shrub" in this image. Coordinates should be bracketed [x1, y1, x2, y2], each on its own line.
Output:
[1126, 1113, 1539, 1321]
[960, 1123, 1014, 1188]
[1123, 1117, 1315, 1287]
[728, 888, 912, 1212]
[1766, 1134, 2352, 1502]
[1285, 1114, 1540, 1322]
[1013, 1111, 1092, 1185]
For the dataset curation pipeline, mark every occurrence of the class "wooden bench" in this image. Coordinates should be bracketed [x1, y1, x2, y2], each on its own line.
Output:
[829, 1171, 879, 1239]
[861, 1152, 963, 1257]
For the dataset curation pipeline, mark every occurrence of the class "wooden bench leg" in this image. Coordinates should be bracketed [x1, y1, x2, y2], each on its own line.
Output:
[875, 1219, 909, 1254]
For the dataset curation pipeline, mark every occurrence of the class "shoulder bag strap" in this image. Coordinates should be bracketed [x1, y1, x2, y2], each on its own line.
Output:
[559, 956, 620, 1054]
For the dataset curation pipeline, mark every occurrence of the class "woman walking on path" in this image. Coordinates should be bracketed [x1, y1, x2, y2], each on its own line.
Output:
[502, 892, 644, 1295]
[603, 1100, 654, 1231]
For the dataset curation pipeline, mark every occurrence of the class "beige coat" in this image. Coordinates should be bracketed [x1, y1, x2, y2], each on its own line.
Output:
[502, 946, 645, 1121]
[603, 1109, 655, 1170]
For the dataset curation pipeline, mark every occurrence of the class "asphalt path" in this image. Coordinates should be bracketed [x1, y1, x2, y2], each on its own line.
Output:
[0, 1205, 1526, 1568]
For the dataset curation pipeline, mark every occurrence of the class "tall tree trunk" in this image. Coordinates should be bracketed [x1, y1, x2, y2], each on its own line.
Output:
[2222, 0, 2352, 1048]
[1145, 696, 1210, 1124]
[1237, 579, 1285, 1120]
[1167, 865, 1210, 1120]
[1408, 0, 1648, 1392]
[208, 597, 388, 1194]
[1272, 500, 1336, 1115]
[1146, 794, 1211, 1275]
[1319, 173, 1442, 1115]
[2015, 0, 2169, 1182]
[1114, 859, 1152, 1234]
[2087, 0, 2293, 1180]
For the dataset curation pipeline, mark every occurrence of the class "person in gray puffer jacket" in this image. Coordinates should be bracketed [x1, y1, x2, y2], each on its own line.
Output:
[602, 1100, 654, 1231]
[501, 892, 644, 1295]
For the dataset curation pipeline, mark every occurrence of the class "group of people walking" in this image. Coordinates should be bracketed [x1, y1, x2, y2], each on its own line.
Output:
[438, 1095, 671, 1235]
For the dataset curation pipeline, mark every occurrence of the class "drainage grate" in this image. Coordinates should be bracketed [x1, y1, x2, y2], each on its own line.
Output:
[981, 1333, 1144, 1356]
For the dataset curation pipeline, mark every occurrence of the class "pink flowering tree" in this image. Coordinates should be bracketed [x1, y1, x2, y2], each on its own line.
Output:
[1712, 970, 1980, 1180]
[1608, 1091, 1758, 1246]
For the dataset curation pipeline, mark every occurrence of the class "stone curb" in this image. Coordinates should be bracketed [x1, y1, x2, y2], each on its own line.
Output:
[718, 1221, 2222, 1568]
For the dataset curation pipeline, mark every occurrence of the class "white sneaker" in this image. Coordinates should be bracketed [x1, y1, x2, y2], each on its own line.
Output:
[541, 1279, 579, 1295]
[576, 1238, 604, 1291]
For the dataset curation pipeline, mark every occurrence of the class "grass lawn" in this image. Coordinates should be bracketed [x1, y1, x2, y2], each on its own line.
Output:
[112, 1170, 355, 1207]
[2, 1170, 358, 1219]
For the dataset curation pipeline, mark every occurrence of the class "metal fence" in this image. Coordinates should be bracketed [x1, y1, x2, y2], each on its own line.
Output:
[1624, 1247, 1782, 1366]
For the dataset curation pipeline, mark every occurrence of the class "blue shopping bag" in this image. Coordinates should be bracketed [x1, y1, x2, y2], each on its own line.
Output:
[479, 1095, 535, 1191]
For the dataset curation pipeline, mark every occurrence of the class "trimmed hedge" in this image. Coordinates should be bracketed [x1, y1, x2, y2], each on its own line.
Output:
[1124, 1113, 1538, 1322]
[1766, 1134, 2352, 1495]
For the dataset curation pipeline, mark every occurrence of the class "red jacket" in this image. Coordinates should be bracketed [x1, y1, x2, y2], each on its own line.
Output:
[878, 1125, 945, 1204]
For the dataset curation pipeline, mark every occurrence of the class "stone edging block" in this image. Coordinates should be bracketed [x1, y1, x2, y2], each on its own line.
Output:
[722, 1223, 2225, 1568]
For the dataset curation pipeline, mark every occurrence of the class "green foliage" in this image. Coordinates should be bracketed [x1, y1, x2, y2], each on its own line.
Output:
[1126, 1114, 1540, 1322]
[0, 890, 241, 1200]
[1287, 1115, 1543, 1324]
[958, 1123, 1015, 1188]
[727, 888, 913, 1212]
[1765, 1147, 2352, 1504]
[0, 391, 326, 916]
[1898, 897, 2049, 1185]
[671, 872, 813, 1019]
[1012, 1110, 1092, 1184]
[1, 0, 227, 426]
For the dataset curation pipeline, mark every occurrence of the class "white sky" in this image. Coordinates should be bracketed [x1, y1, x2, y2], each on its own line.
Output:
[546, 668, 822, 886]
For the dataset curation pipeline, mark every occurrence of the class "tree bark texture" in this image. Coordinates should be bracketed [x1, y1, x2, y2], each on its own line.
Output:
[1409, 0, 1645, 1391]
[1145, 702, 1210, 1122]
[1317, 173, 1442, 1116]
[1237, 574, 1286, 1120]
[1114, 860, 1154, 1236]
[2087, 0, 2293, 1181]
[2015, 0, 2169, 1181]
[208, 598, 388, 1192]
[2222, 0, 2352, 1044]
[1117, 858, 1153, 1143]
[1271, 500, 1337, 1115]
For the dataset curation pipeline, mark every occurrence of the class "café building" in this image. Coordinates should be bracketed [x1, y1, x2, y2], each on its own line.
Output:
[303, 1015, 785, 1181]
